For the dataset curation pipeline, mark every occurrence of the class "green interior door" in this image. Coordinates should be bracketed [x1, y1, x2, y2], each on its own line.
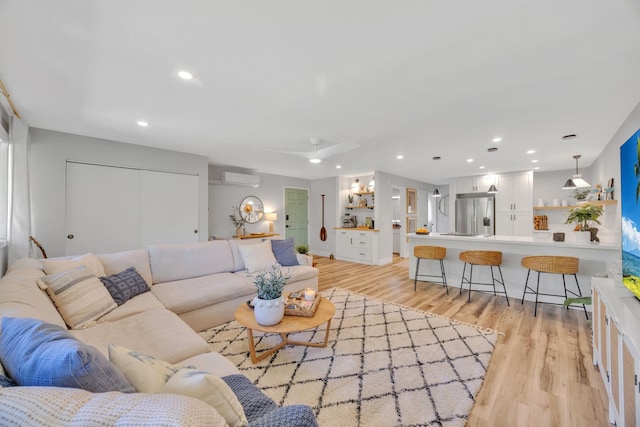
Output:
[284, 188, 308, 247]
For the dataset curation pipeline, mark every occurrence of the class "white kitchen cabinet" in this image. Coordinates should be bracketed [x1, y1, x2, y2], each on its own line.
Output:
[335, 229, 379, 265]
[592, 277, 640, 427]
[456, 175, 496, 193]
[495, 171, 533, 236]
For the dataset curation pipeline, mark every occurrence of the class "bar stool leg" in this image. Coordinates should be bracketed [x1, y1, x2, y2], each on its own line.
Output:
[467, 264, 474, 303]
[522, 269, 531, 304]
[460, 263, 467, 296]
[497, 265, 509, 306]
[534, 271, 541, 317]
[573, 274, 589, 320]
[490, 266, 497, 296]
[562, 274, 569, 310]
[439, 260, 449, 294]
[414, 258, 421, 292]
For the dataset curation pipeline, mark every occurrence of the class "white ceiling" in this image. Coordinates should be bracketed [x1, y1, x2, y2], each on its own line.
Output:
[1, 1, 640, 184]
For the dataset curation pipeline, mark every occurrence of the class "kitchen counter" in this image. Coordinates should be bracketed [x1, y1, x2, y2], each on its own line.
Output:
[406, 233, 620, 307]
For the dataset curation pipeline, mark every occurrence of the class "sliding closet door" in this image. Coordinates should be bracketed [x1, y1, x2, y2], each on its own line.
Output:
[140, 170, 199, 246]
[66, 162, 140, 255]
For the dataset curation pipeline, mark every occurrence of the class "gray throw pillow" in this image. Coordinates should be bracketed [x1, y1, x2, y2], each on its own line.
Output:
[0, 317, 134, 393]
[270, 238, 299, 267]
[100, 267, 150, 305]
[0, 375, 17, 387]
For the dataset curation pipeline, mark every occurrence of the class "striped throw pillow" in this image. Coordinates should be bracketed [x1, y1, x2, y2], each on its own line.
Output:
[37, 267, 117, 329]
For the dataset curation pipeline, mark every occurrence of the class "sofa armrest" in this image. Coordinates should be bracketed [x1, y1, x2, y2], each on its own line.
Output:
[295, 254, 313, 266]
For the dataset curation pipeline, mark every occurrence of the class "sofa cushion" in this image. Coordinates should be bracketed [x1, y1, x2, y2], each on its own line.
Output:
[162, 368, 248, 427]
[37, 267, 117, 329]
[151, 272, 256, 315]
[97, 291, 165, 323]
[0, 317, 134, 393]
[70, 308, 211, 364]
[0, 386, 227, 426]
[234, 265, 318, 285]
[97, 249, 153, 286]
[42, 253, 106, 277]
[270, 238, 300, 266]
[0, 261, 67, 329]
[228, 239, 262, 272]
[180, 352, 240, 378]
[149, 241, 235, 283]
[238, 240, 278, 273]
[100, 267, 150, 305]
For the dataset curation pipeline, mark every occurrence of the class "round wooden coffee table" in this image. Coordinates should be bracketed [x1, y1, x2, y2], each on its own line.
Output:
[234, 297, 336, 363]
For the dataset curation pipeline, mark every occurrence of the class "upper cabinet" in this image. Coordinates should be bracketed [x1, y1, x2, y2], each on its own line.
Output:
[495, 171, 533, 236]
[456, 175, 496, 193]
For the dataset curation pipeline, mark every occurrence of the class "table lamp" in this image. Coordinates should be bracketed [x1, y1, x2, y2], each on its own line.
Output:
[265, 212, 277, 233]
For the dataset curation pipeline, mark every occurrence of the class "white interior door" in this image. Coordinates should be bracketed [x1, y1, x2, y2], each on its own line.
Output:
[140, 170, 199, 246]
[66, 162, 140, 255]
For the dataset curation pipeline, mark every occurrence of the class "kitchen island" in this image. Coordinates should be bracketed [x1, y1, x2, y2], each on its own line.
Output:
[406, 233, 621, 306]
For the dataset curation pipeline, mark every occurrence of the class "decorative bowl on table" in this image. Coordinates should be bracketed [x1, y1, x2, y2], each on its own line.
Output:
[416, 228, 430, 235]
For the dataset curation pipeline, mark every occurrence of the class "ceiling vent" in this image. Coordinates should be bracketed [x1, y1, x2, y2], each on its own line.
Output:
[221, 171, 261, 187]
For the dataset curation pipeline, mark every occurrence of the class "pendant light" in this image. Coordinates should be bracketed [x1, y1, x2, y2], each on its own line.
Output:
[487, 184, 498, 193]
[432, 188, 441, 197]
[562, 154, 590, 189]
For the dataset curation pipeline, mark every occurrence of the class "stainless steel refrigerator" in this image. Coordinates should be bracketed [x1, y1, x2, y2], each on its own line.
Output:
[455, 193, 495, 236]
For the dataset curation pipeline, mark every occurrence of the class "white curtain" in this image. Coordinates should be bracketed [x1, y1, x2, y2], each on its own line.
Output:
[7, 116, 31, 263]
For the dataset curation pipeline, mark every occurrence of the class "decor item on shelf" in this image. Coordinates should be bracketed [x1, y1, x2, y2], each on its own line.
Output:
[347, 194, 354, 205]
[251, 265, 290, 326]
[351, 178, 360, 191]
[565, 203, 604, 242]
[264, 212, 277, 234]
[368, 177, 375, 192]
[295, 244, 309, 255]
[229, 206, 247, 236]
[432, 188, 441, 197]
[562, 154, 591, 189]
[239, 196, 264, 223]
[572, 188, 590, 203]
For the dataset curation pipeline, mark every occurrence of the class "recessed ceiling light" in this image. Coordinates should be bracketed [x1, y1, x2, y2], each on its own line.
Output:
[137, 120, 148, 127]
[178, 71, 193, 80]
[531, 159, 538, 163]
[527, 150, 535, 154]
[467, 158, 474, 163]
[309, 158, 321, 164]
[479, 166, 485, 169]
[492, 137, 502, 143]
[336, 165, 342, 169]
[397, 155, 404, 160]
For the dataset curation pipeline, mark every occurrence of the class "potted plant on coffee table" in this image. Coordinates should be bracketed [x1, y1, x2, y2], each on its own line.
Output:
[565, 203, 604, 243]
[252, 265, 291, 326]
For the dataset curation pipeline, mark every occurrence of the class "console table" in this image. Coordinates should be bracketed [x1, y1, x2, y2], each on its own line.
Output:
[232, 233, 279, 240]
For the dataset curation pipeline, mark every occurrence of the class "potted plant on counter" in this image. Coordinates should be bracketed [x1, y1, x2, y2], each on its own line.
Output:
[252, 265, 291, 326]
[565, 203, 604, 242]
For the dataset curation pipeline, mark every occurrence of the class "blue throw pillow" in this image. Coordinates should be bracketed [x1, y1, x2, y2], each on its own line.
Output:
[100, 267, 150, 305]
[270, 238, 299, 267]
[0, 374, 17, 387]
[0, 317, 134, 393]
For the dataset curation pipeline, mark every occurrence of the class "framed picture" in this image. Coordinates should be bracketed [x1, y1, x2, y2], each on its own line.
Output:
[406, 188, 417, 214]
[407, 217, 416, 234]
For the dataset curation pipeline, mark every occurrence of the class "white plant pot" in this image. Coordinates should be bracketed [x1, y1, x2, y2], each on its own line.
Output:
[252, 296, 285, 326]
[575, 231, 591, 244]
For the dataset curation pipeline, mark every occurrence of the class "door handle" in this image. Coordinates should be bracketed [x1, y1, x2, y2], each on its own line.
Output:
[286, 214, 289, 220]
[193, 229, 198, 234]
[286, 225, 289, 228]
[67, 234, 74, 239]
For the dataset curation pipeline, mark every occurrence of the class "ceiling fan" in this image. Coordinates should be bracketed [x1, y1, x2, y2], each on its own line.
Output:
[274, 138, 360, 163]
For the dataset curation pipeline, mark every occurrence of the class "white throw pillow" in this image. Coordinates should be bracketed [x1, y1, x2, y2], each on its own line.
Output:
[43, 253, 106, 277]
[161, 368, 248, 427]
[237, 240, 278, 273]
[36, 267, 116, 329]
[108, 344, 186, 393]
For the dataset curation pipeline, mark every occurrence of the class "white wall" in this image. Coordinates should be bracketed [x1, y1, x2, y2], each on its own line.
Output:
[208, 165, 311, 240]
[30, 129, 209, 257]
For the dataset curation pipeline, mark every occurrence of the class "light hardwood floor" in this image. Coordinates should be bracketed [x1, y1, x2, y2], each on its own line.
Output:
[315, 255, 611, 427]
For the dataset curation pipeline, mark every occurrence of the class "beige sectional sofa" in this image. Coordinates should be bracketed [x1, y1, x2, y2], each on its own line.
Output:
[0, 239, 319, 425]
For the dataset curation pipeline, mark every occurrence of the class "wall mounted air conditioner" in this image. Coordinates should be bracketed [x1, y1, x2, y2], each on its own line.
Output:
[221, 171, 261, 187]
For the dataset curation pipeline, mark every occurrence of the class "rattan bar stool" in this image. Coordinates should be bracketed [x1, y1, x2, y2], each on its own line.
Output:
[459, 250, 510, 305]
[520, 255, 588, 319]
[413, 246, 448, 293]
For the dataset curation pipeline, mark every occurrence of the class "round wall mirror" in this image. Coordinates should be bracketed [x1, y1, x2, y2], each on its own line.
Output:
[239, 196, 264, 223]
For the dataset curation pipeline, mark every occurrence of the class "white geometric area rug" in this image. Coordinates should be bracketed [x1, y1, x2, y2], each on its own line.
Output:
[199, 288, 498, 427]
